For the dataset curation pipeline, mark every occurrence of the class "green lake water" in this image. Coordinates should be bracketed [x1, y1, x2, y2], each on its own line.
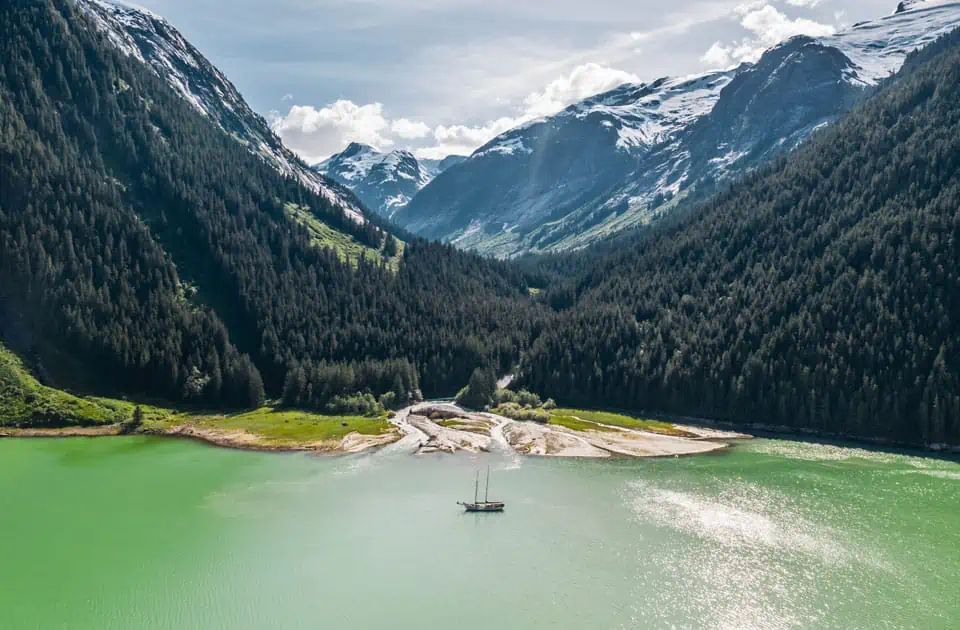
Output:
[0, 436, 957, 629]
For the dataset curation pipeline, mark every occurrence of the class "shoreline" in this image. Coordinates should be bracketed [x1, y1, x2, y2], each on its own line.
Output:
[644, 412, 960, 457]
[385, 403, 746, 459]
[0, 423, 402, 454]
[0, 425, 123, 438]
[0, 402, 743, 458]
[143, 424, 401, 454]
[6, 402, 955, 460]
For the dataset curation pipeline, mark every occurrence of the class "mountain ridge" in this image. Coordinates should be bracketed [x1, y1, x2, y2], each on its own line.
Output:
[397, 0, 960, 258]
[316, 143, 465, 219]
[519, 26, 960, 446]
[77, 0, 370, 224]
[1, 0, 541, 415]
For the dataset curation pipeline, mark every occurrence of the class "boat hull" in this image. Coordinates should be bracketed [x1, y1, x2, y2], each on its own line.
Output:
[459, 501, 505, 512]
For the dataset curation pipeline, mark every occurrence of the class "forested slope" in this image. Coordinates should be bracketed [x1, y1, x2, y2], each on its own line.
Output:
[0, 0, 542, 415]
[520, 30, 960, 446]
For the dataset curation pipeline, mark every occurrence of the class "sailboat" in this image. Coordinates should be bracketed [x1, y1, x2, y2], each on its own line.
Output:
[458, 466, 505, 512]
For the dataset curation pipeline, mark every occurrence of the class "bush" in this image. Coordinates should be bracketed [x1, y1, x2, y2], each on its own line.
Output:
[282, 359, 419, 412]
[493, 388, 542, 407]
[491, 402, 549, 423]
[515, 390, 542, 407]
[324, 393, 383, 416]
[378, 391, 398, 410]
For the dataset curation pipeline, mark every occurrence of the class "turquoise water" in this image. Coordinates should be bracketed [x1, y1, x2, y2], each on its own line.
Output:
[0, 437, 957, 629]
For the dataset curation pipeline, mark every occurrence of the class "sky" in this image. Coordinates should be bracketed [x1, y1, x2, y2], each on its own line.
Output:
[124, 0, 899, 162]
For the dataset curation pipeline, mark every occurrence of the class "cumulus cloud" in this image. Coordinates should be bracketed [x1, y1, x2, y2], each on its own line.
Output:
[417, 116, 523, 159]
[417, 62, 639, 158]
[391, 118, 431, 139]
[273, 62, 642, 161]
[700, 1, 836, 68]
[521, 62, 641, 118]
[271, 100, 393, 163]
[739, 3, 835, 45]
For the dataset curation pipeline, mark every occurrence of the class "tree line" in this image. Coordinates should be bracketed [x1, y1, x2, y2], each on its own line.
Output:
[0, 0, 545, 413]
[519, 30, 960, 446]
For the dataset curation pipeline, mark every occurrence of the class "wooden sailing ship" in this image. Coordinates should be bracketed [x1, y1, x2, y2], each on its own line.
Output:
[458, 466, 505, 512]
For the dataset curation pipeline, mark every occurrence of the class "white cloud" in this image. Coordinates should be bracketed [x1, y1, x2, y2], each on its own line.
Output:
[417, 116, 523, 159]
[701, 42, 736, 68]
[277, 5, 834, 163]
[739, 3, 835, 46]
[701, 2, 836, 68]
[281, 93, 294, 102]
[274, 61, 645, 162]
[391, 118, 431, 139]
[521, 62, 641, 118]
[416, 62, 640, 158]
[271, 100, 393, 163]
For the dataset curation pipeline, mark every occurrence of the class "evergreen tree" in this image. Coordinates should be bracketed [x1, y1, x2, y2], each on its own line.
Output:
[0, 0, 544, 413]
[519, 29, 960, 447]
[456, 368, 497, 410]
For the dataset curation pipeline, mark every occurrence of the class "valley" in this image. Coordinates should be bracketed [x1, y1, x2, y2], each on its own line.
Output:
[2, 1, 960, 627]
[391, 1, 960, 258]
[1, 0, 958, 452]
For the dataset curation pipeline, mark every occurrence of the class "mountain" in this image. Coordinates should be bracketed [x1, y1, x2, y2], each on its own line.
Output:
[397, 0, 960, 258]
[77, 0, 368, 224]
[316, 144, 465, 219]
[429, 154, 468, 174]
[519, 28, 960, 447]
[0, 0, 542, 419]
[316, 143, 385, 185]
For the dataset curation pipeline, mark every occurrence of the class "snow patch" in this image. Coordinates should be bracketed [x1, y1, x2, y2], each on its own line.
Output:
[77, 0, 368, 224]
[824, 0, 960, 86]
[475, 135, 532, 157]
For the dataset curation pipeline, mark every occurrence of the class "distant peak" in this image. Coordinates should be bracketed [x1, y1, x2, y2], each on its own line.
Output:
[895, 0, 931, 13]
[388, 149, 416, 160]
[341, 142, 377, 157]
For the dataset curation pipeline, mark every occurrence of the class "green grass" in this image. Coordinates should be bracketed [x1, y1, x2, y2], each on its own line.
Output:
[284, 203, 403, 270]
[148, 407, 393, 445]
[0, 343, 133, 427]
[490, 403, 550, 423]
[549, 408, 688, 436]
[1, 342, 391, 444]
[547, 414, 617, 433]
[436, 418, 490, 434]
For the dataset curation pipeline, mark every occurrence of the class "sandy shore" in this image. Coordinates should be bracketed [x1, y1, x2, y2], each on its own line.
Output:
[0, 425, 122, 438]
[0, 423, 401, 454]
[2, 403, 747, 459]
[151, 424, 400, 453]
[388, 403, 746, 458]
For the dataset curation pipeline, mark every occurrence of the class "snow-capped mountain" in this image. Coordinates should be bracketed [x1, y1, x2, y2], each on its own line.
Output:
[397, 0, 960, 257]
[422, 155, 468, 180]
[316, 144, 464, 219]
[317, 143, 388, 186]
[77, 0, 368, 223]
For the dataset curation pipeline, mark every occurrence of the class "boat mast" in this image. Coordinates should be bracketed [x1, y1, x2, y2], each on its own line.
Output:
[485, 466, 490, 502]
[474, 470, 479, 503]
